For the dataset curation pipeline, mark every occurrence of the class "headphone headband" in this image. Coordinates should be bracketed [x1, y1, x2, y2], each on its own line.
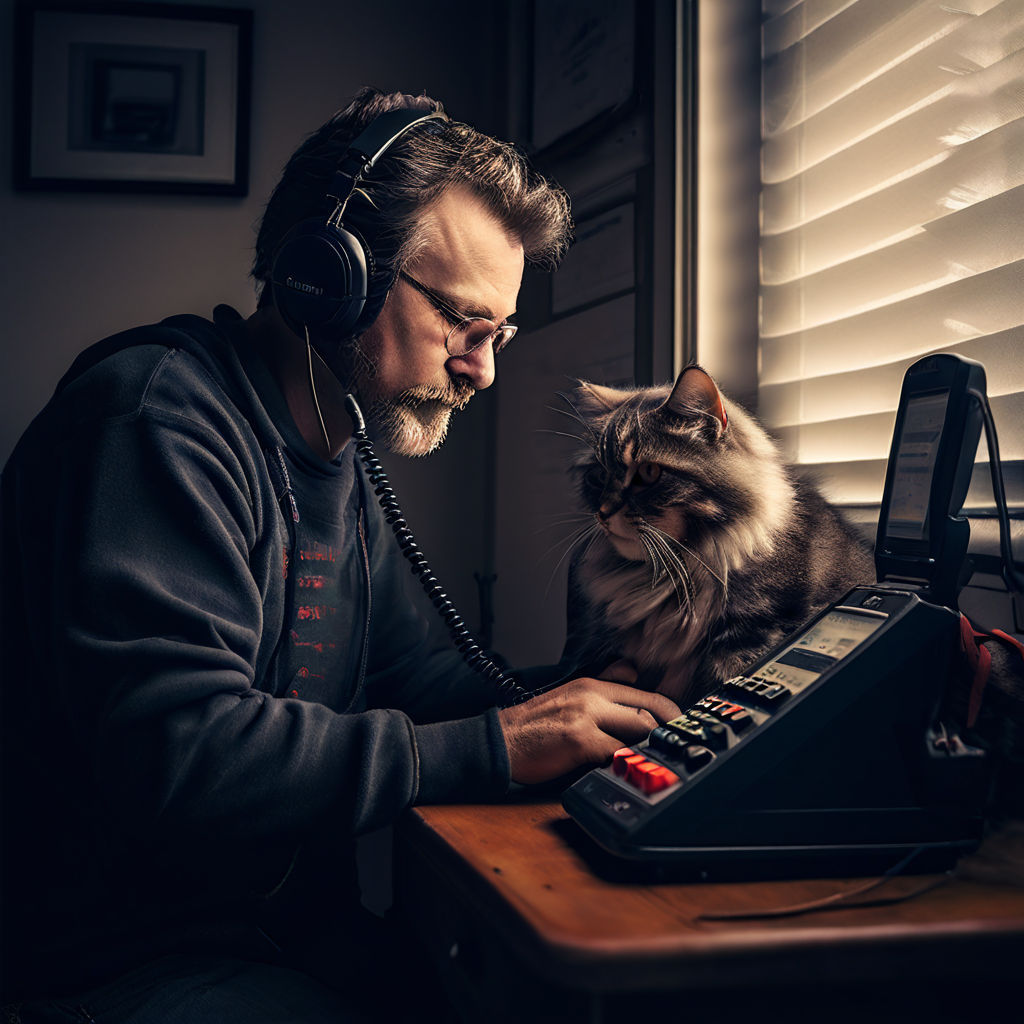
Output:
[349, 108, 449, 174]
[271, 106, 450, 342]
[327, 109, 448, 221]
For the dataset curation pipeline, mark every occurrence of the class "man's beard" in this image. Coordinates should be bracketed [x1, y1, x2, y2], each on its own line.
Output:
[340, 336, 475, 457]
[368, 381, 475, 456]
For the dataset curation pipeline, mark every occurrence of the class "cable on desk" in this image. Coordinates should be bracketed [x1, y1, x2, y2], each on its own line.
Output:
[696, 847, 954, 921]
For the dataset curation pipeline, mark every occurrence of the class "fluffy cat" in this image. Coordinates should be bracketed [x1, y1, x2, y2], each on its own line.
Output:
[559, 365, 876, 705]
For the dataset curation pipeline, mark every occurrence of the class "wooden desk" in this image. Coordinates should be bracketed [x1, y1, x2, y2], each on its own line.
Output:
[394, 798, 1024, 1024]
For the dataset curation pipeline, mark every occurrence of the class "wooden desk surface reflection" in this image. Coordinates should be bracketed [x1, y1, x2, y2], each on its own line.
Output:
[394, 799, 1024, 1022]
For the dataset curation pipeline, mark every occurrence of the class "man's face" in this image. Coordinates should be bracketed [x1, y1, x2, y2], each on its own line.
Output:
[351, 184, 525, 456]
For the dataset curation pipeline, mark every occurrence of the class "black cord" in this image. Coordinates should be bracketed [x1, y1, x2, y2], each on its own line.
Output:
[696, 846, 953, 921]
[967, 387, 1024, 631]
[344, 394, 534, 706]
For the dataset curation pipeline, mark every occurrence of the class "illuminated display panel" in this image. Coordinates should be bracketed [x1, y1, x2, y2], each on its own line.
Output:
[760, 611, 888, 691]
[884, 391, 949, 542]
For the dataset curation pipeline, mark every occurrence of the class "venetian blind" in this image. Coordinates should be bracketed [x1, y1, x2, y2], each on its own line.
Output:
[758, 0, 1024, 531]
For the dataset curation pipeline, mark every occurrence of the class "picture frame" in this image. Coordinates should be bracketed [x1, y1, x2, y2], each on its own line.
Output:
[528, 0, 637, 156]
[13, 2, 252, 195]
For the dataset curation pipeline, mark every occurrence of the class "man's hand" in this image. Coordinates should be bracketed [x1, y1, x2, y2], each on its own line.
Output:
[497, 677, 681, 785]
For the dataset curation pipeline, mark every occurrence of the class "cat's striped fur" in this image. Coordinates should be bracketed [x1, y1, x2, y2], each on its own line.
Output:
[561, 366, 875, 705]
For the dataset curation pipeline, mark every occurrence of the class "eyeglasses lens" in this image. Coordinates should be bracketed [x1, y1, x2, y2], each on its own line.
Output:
[447, 319, 515, 356]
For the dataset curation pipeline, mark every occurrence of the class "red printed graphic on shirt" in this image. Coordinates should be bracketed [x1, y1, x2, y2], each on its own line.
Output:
[299, 545, 337, 563]
[286, 540, 344, 698]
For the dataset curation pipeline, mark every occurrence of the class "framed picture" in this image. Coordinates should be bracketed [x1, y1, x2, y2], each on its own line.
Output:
[529, 0, 637, 154]
[13, 2, 252, 195]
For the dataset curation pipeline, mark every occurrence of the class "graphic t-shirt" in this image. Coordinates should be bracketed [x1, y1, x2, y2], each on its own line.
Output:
[278, 447, 366, 709]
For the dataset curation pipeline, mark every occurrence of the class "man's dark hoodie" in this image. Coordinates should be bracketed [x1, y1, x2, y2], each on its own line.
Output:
[0, 310, 509, 1000]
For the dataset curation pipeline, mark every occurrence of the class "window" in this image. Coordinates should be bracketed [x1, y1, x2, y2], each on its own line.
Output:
[758, 0, 1023, 544]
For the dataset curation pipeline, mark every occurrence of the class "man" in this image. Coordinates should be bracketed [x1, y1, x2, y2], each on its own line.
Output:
[1, 89, 678, 1021]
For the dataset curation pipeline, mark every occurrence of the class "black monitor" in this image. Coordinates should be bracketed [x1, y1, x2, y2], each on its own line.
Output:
[875, 354, 985, 605]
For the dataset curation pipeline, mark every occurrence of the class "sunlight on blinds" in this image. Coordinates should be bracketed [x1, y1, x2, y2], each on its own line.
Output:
[759, 0, 1024, 513]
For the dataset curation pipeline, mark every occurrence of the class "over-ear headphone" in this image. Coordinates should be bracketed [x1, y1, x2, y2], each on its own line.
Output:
[270, 107, 449, 342]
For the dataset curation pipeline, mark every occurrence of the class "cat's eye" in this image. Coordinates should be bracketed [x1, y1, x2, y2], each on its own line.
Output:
[584, 465, 607, 490]
[636, 461, 662, 486]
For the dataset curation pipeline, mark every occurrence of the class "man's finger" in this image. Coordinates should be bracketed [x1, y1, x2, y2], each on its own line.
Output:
[592, 702, 661, 747]
[576, 678, 681, 723]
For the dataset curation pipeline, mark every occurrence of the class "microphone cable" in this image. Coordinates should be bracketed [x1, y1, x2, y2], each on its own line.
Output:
[344, 393, 535, 707]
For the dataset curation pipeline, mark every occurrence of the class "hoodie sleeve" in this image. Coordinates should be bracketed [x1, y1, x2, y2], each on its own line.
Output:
[10, 358, 503, 894]
[355, 464, 512, 801]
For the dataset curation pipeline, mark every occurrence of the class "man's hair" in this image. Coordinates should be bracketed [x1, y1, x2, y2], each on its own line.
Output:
[252, 87, 572, 307]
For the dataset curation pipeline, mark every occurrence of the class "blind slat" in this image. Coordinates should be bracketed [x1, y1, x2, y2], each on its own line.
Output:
[761, 259, 1024, 383]
[803, 457, 1024, 510]
[761, 183, 1024, 334]
[762, 102, 1024, 236]
[763, 0, 1004, 133]
[760, 0, 1024, 522]
[759, 328, 1024, 428]
[763, 1, 1024, 181]
[764, 44, 1024, 191]
[772, 393, 1024, 466]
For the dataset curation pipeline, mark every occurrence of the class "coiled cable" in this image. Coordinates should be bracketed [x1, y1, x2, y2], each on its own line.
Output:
[344, 394, 533, 706]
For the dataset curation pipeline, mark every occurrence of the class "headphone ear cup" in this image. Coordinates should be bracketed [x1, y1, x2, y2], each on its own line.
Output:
[271, 218, 369, 337]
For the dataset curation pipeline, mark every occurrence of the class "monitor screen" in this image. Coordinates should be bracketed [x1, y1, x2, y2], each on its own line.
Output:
[882, 390, 949, 542]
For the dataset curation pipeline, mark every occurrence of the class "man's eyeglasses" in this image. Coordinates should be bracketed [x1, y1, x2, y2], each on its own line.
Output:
[398, 271, 518, 357]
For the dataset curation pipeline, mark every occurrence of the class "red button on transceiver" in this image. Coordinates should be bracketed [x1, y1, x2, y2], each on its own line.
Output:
[612, 749, 644, 776]
[638, 764, 679, 794]
[625, 759, 650, 786]
[624, 758, 681, 794]
[611, 749, 680, 794]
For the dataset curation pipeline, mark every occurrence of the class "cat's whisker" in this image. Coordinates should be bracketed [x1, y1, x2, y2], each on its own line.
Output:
[640, 526, 674, 584]
[654, 526, 728, 593]
[536, 520, 597, 562]
[548, 406, 610, 472]
[535, 512, 593, 527]
[543, 522, 601, 597]
[532, 520, 592, 537]
[532, 516, 598, 540]
[665, 544, 698, 612]
[637, 531, 667, 588]
[657, 545, 693, 615]
[577, 524, 604, 566]
[639, 524, 696, 614]
[643, 533, 688, 614]
[535, 427, 591, 445]
[554, 390, 592, 424]
[549, 401, 602, 446]
[648, 545, 682, 609]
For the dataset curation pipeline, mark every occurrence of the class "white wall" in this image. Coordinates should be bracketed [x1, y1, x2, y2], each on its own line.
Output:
[695, 0, 761, 410]
[0, 0, 506, 623]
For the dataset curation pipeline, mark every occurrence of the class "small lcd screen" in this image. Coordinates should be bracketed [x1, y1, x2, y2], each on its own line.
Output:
[759, 610, 888, 691]
[884, 391, 949, 542]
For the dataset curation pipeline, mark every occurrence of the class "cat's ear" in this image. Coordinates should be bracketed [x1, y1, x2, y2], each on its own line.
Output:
[574, 380, 634, 414]
[661, 366, 728, 433]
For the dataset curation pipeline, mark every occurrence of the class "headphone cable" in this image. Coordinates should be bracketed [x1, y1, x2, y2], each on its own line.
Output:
[342, 392, 533, 706]
[304, 324, 333, 457]
[297, 329, 534, 705]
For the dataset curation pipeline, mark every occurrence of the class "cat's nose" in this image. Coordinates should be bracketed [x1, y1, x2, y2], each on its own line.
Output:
[598, 494, 626, 521]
